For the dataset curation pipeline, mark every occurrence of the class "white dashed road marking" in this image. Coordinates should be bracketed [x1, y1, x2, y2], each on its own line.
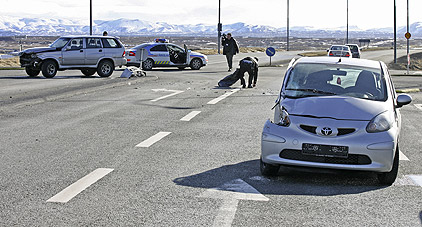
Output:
[151, 89, 184, 102]
[47, 168, 114, 203]
[399, 151, 410, 161]
[207, 89, 240, 105]
[135, 132, 172, 148]
[414, 104, 422, 111]
[180, 111, 201, 121]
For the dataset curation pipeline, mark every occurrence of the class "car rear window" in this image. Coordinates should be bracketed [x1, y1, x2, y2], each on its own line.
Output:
[101, 38, 121, 48]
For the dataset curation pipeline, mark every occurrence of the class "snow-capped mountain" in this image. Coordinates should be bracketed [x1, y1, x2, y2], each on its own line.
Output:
[0, 16, 421, 38]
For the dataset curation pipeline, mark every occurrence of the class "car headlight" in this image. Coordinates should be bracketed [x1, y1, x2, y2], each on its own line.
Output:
[366, 111, 394, 133]
[277, 107, 291, 127]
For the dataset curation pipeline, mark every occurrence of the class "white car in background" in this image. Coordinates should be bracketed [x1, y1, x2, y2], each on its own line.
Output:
[327, 45, 352, 58]
[126, 39, 208, 70]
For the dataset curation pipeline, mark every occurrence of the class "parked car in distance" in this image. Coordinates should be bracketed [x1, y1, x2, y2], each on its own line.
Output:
[125, 39, 208, 70]
[19, 35, 127, 78]
[346, 44, 361, 58]
[327, 45, 352, 58]
[260, 56, 412, 185]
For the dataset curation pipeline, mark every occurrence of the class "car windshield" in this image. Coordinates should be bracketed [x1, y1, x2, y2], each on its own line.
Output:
[50, 37, 71, 49]
[283, 63, 387, 101]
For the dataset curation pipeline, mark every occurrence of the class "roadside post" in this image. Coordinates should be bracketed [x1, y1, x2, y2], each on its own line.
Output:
[405, 32, 411, 75]
[266, 47, 276, 66]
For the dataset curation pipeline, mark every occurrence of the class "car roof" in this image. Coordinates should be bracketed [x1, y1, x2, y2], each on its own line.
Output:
[295, 57, 381, 69]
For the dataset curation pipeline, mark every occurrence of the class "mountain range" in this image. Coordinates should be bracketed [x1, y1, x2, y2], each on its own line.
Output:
[1, 16, 422, 38]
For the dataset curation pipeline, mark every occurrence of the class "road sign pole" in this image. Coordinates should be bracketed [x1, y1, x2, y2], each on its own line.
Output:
[407, 0, 409, 75]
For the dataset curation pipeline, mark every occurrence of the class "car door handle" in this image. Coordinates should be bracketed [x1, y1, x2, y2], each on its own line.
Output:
[99, 50, 102, 52]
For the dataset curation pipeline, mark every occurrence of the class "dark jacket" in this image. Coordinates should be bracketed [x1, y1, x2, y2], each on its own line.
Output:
[222, 37, 239, 55]
[239, 57, 258, 75]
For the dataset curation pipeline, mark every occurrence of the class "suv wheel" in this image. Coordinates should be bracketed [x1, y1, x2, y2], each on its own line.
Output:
[41, 60, 58, 78]
[25, 66, 40, 77]
[81, 69, 96, 76]
[97, 60, 114, 77]
[190, 58, 202, 70]
[142, 59, 154, 71]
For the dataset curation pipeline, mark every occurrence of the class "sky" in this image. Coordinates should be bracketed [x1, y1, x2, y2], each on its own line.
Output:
[2, 0, 422, 30]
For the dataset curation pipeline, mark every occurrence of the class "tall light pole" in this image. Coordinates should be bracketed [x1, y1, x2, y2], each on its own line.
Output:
[287, 0, 289, 51]
[217, 0, 222, 54]
[394, 0, 397, 63]
[346, 0, 349, 44]
[90, 0, 93, 35]
[406, 0, 409, 74]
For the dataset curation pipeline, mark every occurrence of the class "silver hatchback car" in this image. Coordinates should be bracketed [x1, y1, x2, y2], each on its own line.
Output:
[261, 57, 412, 185]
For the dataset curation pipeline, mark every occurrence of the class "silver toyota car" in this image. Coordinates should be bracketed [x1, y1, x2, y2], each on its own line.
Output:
[260, 57, 412, 185]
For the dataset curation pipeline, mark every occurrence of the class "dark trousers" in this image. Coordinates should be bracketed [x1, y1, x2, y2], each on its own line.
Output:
[239, 62, 256, 86]
[225, 53, 234, 69]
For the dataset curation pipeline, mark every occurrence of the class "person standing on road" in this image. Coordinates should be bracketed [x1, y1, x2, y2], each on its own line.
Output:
[238, 57, 259, 88]
[222, 33, 239, 72]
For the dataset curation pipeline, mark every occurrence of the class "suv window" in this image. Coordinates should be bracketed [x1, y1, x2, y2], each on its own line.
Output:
[101, 38, 121, 48]
[69, 38, 83, 50]
[150, 45, 167, 52]
[86, 38, 102, 48]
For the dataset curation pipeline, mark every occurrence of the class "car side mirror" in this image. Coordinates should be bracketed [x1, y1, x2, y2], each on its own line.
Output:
[396, 94, 412, 108]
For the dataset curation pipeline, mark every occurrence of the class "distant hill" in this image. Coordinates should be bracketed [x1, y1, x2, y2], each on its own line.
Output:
[0, 16, 421, 38]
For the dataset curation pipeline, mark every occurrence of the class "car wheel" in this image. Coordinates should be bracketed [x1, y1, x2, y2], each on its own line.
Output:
[190, 58, 202, 70]
[97, 60, 114, 77]
[25, 66, 40, 77]
[260, 158, 280, 176]
[81, 69, 96, 76]
[377, 146, 399, 185]
[41, 60, 58, 78]
[142, 59, 154, 71]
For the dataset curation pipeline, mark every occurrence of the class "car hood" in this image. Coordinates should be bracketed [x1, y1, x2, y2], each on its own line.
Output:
[281, 96, 388, 121]
[21, 47, 57, 55]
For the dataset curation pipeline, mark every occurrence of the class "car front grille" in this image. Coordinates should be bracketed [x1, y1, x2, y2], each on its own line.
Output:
[300, 124, 356, 136]
[279, 149, 372, 165]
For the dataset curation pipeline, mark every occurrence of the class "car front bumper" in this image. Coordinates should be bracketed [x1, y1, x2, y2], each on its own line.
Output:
[261, 119, 397, 173]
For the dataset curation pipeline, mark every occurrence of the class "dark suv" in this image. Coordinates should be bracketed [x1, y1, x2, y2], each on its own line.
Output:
[19, 35, 127, 78]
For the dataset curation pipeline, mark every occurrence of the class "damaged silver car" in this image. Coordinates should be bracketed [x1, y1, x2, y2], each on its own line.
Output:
[260, 57, 412, 185]
[19, 35, 126, 78]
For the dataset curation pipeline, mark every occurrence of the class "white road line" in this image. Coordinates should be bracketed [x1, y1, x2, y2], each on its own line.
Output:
[47, 168, 114, 203]
[135, 132, 171, 148]
[414, 104, 422, 111]
[180, 111, 201, 121]
[407, 175, 422, 186]
[207, 89, 240, 105]
[213, 199, 239, 227]
[399, 151, 410, 161]
[151, 89, 184, 102]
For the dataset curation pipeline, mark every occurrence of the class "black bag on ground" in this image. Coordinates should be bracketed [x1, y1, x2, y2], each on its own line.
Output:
[218, 69, 241, 87]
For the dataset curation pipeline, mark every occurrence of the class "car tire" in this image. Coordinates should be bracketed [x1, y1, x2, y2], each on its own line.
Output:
[190, 58, 202, 70]
[25, 66, 40, 77]
[97, 60, 114, 77]
[142, 59, 154, 71]
[377, 146, 399, 185]
[260, 158, 280, 176]
[81, 69, 96, 76]
[41, 60, 58, 78]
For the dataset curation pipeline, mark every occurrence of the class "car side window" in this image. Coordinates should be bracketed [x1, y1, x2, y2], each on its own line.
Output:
[101, 38, 121, 48]
[86, 38, 102, 48]
[68, 38, 83, 50]
[150, 45, 167, 52]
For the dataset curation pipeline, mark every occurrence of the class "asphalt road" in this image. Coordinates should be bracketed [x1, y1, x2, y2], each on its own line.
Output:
[1, 51, 422, 226]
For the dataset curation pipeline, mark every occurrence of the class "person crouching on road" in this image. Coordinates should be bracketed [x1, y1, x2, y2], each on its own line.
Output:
[222, 33, 239, 72]
[238, 57, 259, 88]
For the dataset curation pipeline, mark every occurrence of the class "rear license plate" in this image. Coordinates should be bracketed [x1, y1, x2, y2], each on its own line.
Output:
[302, 143, 348, 158]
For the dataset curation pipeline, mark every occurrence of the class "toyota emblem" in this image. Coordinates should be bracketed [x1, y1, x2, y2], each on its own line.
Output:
[321, 127, 332, 136]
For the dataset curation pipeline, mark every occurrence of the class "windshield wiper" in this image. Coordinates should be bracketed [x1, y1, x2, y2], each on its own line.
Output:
[285, 88, 337, 95]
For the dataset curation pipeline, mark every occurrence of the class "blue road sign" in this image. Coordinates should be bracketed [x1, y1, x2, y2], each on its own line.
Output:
[266, 47, 276, 57]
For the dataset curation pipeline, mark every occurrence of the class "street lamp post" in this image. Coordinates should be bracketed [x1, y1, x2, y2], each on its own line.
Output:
[217, 0, 222, 54]
[90, 0, 93, 35]
[287, 0, 289, 51]
[346, 0, 349, 44]
[406, 0, 410, 74]
[394, 0, 397, 63]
